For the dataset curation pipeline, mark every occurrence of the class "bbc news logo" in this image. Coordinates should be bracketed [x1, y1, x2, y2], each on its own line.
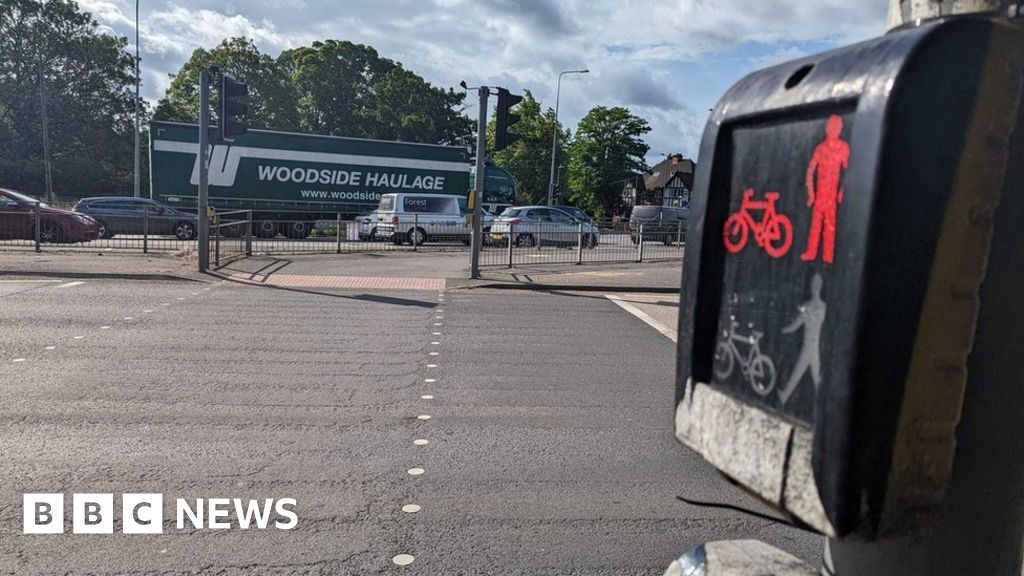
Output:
[23, 494, 297, 534]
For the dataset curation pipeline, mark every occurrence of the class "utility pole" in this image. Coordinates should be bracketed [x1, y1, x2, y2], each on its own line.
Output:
[470, 86, 489, 279]
[823, 1, 1024, 574]
[37, 71, 54, 203]
[133, 0, 141, 198]
[547, 69, 587, 206]
[197, 69, 211, 273]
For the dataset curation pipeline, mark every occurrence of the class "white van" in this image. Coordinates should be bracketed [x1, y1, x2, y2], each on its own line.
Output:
[376, 193, 470, 245]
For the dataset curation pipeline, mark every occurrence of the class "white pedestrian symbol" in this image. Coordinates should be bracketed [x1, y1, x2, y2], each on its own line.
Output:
[778, 273, 826, 405]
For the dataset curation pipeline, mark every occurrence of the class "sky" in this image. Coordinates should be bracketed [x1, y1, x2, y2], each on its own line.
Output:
[78, 0, 888, 166]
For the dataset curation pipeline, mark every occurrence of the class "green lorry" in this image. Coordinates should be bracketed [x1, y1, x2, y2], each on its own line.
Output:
[149, 121, 515, 237]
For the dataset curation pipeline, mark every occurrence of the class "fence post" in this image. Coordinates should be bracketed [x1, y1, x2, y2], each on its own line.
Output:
[638, 223, 644, 262]
[214, 213, 220, 267]
[537, 222, 543, 250]
[143, 207, 149, 254]
[336, 213, 342, 254]
[33, 203, 41, 253]
[413, 214, 419, 252]
[677, 220, 683, 248]
[576, 222, 584, 265]
[507, 222, 514, 268]
[245, 210, 253, 256]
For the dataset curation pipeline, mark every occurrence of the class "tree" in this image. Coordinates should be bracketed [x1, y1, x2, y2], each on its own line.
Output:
[485, 90, 569, 205]
[567, 106, 651, 218]
[0, 0, 142, 198]
[282, 40, 471, 144]
[154, 37, 300, 131]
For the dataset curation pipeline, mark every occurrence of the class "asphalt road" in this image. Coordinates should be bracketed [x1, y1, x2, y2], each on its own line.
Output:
[0, 276, 821, 575]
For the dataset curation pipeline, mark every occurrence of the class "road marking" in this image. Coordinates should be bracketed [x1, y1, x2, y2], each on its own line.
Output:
[162, 303, 171, 306]
[177, 297, 185, 300]
[401, 504, 421, 513]
[605, 295, 677, 343]
[101, 326, 111, 330]
[421, 395, 434, 400]
[435, 315, 444, 319]
[123, 317, 133, 321]
[433, 323, 442, 326]
[432, 332, 441, 336]
[427, 364, 438, 368]
[44, 346, 56, 350]
[74, 336, 85, 340]
[430, 341, 440, 345]
[407, 468, 425, 476]
[144, 309, 153, 313]
[12, 358, 26, 363]
[413, 439, 429, 446]
[392, 554, 415, 566]
[57, 281, 84, 288]
[429, 352, 439, 356]
[417, 414, 431, 420]
[424, 379, 436, 383]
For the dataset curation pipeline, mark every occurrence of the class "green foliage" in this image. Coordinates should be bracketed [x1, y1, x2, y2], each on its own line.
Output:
[486, 90, 569, 205]
[567, 106, 651, 218]
[0, 0, 144, 198]
[153, 37, 300, 131]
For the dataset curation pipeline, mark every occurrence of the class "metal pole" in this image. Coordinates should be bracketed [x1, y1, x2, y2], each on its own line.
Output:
[38, 72, 54, 203]
[133, 0, 140, 198]
[677, 220, 682, 248]
[197, 69, 210, 273]
[507, 222, 514, 268]
[638, 223, 644, 262]
[576, 222, 583, 265]
[214, 213, 220, 267]
[335, 213, 341, 254]
[142, 207, 148, 253]
[547, 69, 588, 206]
[246, 210, 253, 256]
[413, 213, 419, 252]
[33, 203, 41, 253]
[470, 86, 488, 279]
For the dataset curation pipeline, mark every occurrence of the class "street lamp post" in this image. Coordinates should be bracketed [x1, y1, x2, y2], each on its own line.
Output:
[134, 0, 140, 198]
[547, 69, 588, 206]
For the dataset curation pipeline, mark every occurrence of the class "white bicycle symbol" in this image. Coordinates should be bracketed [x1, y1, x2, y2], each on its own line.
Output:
[714, 319, 777, 396]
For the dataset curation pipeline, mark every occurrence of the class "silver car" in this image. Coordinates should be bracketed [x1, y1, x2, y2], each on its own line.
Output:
[357, 210, 379, 240]
[490, 206, 600, 248]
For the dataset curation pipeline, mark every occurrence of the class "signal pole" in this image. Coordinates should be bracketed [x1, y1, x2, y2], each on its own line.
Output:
[470, 86, 489, 279]
[197, 69, 210, 273]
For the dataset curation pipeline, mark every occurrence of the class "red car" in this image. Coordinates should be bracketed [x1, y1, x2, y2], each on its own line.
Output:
[0, 188, 100, 243]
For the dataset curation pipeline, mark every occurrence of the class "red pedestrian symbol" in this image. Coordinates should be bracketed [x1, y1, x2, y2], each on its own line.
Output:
[723, 188, 793, 258]
[801, 114, 850, 264]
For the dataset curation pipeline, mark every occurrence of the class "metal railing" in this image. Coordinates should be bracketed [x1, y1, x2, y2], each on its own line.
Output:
[478, 221, 685, 267]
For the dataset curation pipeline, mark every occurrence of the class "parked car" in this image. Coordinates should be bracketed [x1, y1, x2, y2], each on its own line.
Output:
[490, 205, 600, 248]
[73, 196, 198, 240]
[629, 205, 688, 245]
[552, 205, 594, 224]
[357, 210, 379, 241]
[377, 193, 487, 245]
[0, 188, 100, 244]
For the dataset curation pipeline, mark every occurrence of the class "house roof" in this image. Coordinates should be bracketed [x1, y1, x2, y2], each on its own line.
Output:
[644, 155, 696, 191]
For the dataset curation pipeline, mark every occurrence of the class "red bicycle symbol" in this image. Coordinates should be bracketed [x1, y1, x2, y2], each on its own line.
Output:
[723, 188, 793, 258]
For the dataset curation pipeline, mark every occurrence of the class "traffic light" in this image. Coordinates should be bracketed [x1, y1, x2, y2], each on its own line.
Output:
[219, 74, 248, 141]
[494, 88, 523, 152]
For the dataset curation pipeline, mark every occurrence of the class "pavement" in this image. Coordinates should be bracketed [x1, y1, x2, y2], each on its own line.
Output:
[0, 250, 681, 293]
[0, 275, 821, 575]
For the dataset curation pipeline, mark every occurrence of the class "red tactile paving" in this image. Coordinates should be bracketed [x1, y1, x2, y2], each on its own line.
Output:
[230, 272, 444, 291]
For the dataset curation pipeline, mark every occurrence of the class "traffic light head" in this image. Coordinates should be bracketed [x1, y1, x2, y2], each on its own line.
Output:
[494, 88, 523, 152]
[219, 74, 248, 141]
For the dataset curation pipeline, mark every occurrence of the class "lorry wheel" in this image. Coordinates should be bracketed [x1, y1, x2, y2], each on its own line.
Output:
[174, 221, 197, 240]
[254, 220, 277, 238]
[283, 221, 312, 239]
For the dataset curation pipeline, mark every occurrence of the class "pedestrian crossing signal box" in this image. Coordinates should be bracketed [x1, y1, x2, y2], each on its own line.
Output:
[675, 16, 1024, 539]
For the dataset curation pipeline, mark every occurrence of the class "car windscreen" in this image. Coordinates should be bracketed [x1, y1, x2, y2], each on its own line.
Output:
[630, 206, 664, 220]
[2, 189, 47, 207]
[378, 196, 395, 212]
[499, 208, 522, 218]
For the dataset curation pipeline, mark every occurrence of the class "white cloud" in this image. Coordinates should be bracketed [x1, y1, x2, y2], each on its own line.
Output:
[79, 0, 887, 162]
